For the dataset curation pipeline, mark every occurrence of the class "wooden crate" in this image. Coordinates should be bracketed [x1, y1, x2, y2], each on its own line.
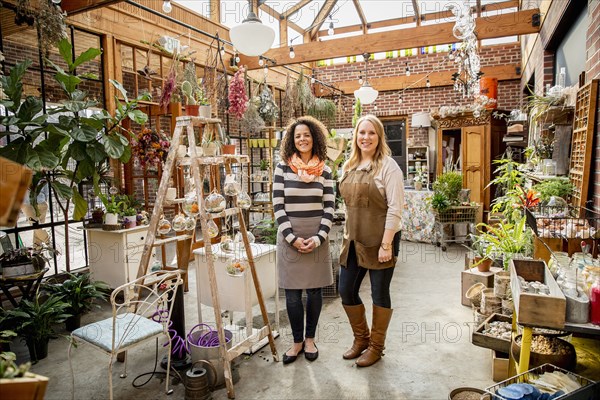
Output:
[472, 313, 511, 354]
[510, 259, 566, 329]
[461, 260, 502, 306]
[492, 350, 510, 382]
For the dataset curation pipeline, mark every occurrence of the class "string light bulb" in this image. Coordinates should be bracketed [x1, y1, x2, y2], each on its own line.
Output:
[405, 62, 411, 76]
[426, 78, 431, 88]
[235, 52, 240, 63]
[263, 66, 268, 75]
[220, 45, 225, 56]
[311, 76, 316, 84]
[162, 0, 172, 13]
[51, 0, 62, 4]
[328, 22, 334, 36]
[289, 46, 295, 59]
[399, 95, 404, 104]
[358, 75, 363, 84]
[258, 57, 264, 66]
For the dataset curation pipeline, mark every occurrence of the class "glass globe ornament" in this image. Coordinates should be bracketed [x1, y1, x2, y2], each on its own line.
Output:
[234, 230, 255, 244]
[224, 180, 241, 196]
[184, 216, 196, 231]
[157, 215, 172, 235]
[237, 191, 252, 210]
[225, 257, 248, 277]
[109, 186, 119, 195]
[220, 235, 235, 253]
[172, 213, 186, 232]
[206, 219, 220, 238]
[182, 192, 200, 217]
[205, 191, 226, 214]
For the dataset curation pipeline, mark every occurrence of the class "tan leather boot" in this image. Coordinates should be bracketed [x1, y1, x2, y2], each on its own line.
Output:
[356, 305, 393, 367]
[342, 304, 370, 359]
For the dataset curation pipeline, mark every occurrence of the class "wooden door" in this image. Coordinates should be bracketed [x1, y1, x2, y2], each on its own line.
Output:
[462, 125, 485, 204]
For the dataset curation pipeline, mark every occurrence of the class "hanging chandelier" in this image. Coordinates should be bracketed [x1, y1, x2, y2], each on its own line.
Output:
[230, 0, 275, 57]
[354, 53, 378, 105]
[448, 0, 481, 98]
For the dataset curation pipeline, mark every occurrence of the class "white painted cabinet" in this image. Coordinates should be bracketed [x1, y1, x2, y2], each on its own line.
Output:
[86, 226, 155, 288]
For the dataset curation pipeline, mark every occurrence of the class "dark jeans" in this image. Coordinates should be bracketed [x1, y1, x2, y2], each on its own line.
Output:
[339, 242, 395, 308]
[285, 288, 323, 343]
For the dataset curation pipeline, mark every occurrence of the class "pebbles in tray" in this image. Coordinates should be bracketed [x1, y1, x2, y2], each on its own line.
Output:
[482, 320, 512, 341]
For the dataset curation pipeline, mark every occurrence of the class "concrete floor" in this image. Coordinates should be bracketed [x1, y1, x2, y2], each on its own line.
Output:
[21, 242, 498, 399]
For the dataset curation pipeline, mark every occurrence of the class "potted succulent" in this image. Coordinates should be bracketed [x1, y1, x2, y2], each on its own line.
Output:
[0, 244, 55, 279]
[0, 292, 70, 362]
[99, 193, 120, 226]
[44, 272, 109, 331]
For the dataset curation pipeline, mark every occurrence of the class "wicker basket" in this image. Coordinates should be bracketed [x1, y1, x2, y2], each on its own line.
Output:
[434, 205, 479, 223]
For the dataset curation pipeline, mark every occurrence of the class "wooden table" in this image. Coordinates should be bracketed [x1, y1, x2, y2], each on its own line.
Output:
[0, 268, 48, 307]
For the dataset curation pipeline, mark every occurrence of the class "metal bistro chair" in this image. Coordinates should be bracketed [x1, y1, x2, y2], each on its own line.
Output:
[68, 270, 183, 400]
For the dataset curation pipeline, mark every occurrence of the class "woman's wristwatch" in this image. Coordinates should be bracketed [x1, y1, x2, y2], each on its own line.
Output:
[380, 242, 392, 251]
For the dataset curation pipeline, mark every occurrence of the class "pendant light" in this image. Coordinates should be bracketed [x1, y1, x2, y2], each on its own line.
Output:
[230, 0, 275, 57]
[354, 53, 378, 105]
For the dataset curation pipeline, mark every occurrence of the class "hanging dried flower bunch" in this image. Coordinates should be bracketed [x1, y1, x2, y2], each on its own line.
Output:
[296, 70, 315, 112]
[132, 128, 171, 168]
[159, 68, 177, 111]
[257, 85, 279, 125]
[36, 0, 67, 55]
[241, 100, 265, 135]
[228, 66, 248, 119]
[282, 73, 298, 124]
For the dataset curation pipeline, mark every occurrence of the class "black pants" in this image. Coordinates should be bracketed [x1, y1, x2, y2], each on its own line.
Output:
[285, 288, 323, 343]
[339, 238, 398, 308]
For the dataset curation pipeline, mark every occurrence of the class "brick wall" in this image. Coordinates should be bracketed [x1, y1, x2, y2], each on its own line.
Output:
[587, 0, 600, 210]
[317, 43, 522, 145]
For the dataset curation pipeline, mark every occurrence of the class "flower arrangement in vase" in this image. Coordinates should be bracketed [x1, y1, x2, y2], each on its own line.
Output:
[132, 127, 171, 168]
[413, 170, 427, 191]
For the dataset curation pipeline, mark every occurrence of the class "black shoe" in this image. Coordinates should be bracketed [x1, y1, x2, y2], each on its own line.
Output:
[304, 344, 318, 361]
[282, 343, 304, 364]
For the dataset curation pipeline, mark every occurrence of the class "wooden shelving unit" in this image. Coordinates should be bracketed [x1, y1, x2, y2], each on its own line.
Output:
[246, 127, 277, 221]
[406, 145, 430, 184]
[569, 79, 598, 210]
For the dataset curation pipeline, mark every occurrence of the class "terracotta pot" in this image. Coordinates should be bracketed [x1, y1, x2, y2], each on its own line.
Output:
[221, 144, 236, 155]
[474, 256, 492, 272]
[186, 105, 200, 116]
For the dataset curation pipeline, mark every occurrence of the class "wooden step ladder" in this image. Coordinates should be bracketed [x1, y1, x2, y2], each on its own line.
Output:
[136, 116, 279, 398]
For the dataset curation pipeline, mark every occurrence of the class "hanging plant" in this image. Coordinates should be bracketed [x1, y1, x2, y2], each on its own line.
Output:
[241, 100, 265, 135]
[307, 98, 337, 129]
[296, 70, 315, 112]
[132, 128, 171, 168]
[257, 85, 279, 126]
[36, 0, 67, 55]
[282, 73, 298, 124]
[159, 68, 177, 111]
[228, 66, 248, 119]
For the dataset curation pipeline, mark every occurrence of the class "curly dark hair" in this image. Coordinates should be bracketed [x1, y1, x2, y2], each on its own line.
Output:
[279, 115, 328, 163]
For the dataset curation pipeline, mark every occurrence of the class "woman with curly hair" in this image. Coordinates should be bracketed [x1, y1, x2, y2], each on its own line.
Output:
[273, 115, 334, 364]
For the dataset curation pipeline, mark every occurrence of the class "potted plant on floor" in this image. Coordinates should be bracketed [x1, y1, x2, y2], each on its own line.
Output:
[44, 272, 109, 331]
[476, 216, 533, 270]
[0, 334, 49, 400]
[466, 234, 494, 272]
[0, 293, 70, 362]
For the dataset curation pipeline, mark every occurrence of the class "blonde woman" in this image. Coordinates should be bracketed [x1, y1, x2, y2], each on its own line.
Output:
[338, 114, 404, 367]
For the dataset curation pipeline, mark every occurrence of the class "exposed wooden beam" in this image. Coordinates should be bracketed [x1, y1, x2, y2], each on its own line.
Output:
[240, 8, 539, 69]
[351, 0, 367, 34]
[411, 0, 421, 27]
[209, 0, 220, 24]
[309, 0, 337, 40]
[317, 0, 518, 38]
[259, 3, 304, 38]
[281, 0, 311, 19]
[335, 64, 521, 94]
[61, 0, 123, 15]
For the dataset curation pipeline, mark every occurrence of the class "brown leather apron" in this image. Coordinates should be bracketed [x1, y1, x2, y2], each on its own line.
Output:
[339, 166, 396, 270]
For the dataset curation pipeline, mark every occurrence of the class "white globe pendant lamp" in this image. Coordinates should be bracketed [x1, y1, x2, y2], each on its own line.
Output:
[230, 1, 275, 57]
[354, 53, 378, 104]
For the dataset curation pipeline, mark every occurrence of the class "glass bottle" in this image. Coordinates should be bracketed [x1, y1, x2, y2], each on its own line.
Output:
[590, 273, 600, 325]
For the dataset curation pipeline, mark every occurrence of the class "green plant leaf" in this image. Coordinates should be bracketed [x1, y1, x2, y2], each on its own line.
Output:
[127, 109, 148, 125]
[87, 142, 106, 162]
[72, 187, 88, 221]
[16, 97, 44, 124]
[55, 72, 82, 94]
[25, 148, 59, 171]
[51, 181, 72, 199]
[69, 142, 88, 161]
[104, 135, 125, 159]
[57, 38, 73, 69]
[81, 116, 105, 130]
[72, 48, 102, 71]
[68, 126, 94, 142]
[119, 144, 132, 163]
[110, 79, 128, 103]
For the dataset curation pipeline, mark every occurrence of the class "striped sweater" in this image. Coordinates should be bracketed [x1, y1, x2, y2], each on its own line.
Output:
[273, 162, 335, 247]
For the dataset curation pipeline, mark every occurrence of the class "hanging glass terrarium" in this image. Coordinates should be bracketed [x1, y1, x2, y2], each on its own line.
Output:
[206, 219, 220, 238]
[157, 215, 172, 235]
[182, 192, 200, 217]
[172, 213, 186, 232]
[237, 191, 252, 209]
[223, 174, 241, 196]
[205, 191, 226, 214]
[225, 257, 248, 277]
[184, 216, 196, 231]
